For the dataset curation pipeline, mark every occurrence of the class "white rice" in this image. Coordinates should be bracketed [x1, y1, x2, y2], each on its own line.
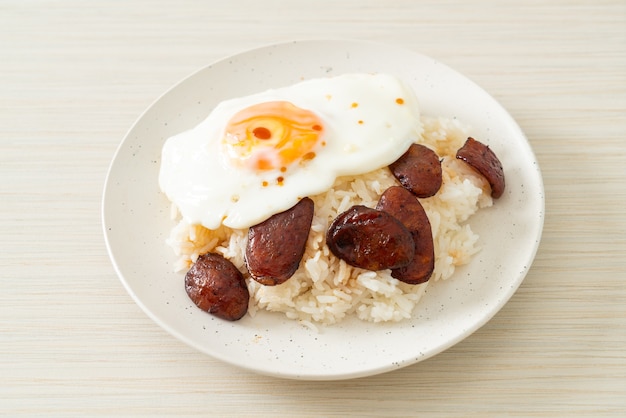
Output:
[165, 116, 492, 325]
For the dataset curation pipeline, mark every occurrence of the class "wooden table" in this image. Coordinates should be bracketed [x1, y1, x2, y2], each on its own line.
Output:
[1, 1, 625, 416]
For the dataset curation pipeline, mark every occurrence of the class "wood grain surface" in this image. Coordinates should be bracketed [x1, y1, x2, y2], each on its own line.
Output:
[1, 1, 625, 416]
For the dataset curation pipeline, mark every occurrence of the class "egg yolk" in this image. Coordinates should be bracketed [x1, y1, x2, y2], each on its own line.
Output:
[222, 101, 324, 171]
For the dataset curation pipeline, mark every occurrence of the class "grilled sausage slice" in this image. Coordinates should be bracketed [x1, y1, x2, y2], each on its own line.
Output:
[456, 137, 505, 198]
[185, 253, 249, 321]
[245, 197, 314, 286]
[376, 186, 435, 284]
[326, 205, 414, 271]
[389, 143, 442, 198]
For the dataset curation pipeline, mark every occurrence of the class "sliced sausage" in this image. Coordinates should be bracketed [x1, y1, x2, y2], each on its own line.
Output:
[185, 252, 249, 321]
[389, 143, 442, 198]
[456, 137, 505, 198]
[245, 197, 314, 286]
[326, 205, 414, 271]
[376, 186, 435, 284]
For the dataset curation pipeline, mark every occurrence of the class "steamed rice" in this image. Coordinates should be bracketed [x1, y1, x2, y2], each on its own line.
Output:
[165, 116, 493, 325]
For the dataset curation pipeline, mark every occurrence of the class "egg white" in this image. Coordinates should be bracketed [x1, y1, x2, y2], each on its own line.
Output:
[159, 73, 423, 230]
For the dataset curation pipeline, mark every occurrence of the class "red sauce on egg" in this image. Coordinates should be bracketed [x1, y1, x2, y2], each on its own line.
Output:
[252, 127, 272, 140]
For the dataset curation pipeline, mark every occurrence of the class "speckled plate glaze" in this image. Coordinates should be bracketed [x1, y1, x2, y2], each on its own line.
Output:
[102, 40, 544, 380]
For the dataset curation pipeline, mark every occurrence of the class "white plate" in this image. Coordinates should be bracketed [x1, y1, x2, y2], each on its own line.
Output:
[102, 40, 544, 380]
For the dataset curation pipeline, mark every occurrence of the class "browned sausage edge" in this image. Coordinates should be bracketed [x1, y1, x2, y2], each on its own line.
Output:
[456, 137, 505, 199]
[326, 205, 415, 271]
[245, 197, 315, 286]
[376, 186, 435, 284]
[185, 252, 249, 321]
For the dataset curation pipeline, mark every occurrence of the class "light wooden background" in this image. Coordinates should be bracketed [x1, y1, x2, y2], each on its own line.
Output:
[1, 1, 625, 416]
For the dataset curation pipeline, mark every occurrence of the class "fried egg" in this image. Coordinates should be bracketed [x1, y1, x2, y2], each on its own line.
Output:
[159, 73, 423, 229]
